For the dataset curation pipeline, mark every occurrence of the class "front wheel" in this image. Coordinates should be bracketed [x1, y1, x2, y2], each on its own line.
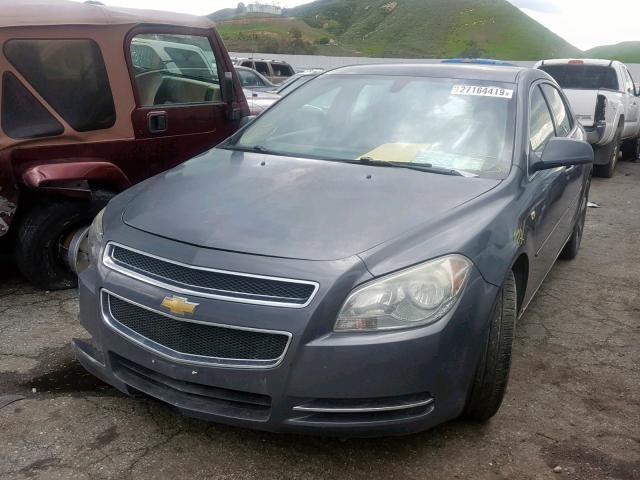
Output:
[463, 271, 517, 422]
[15, 200, 99, 290]
[621, 138, 640, 162]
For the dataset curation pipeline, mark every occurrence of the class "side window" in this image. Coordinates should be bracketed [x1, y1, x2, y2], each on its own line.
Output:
[241, 61, 253, 68]
[273, 64, 294, 77]
[628, 70, 638, 95]
[253, 62, 270, 76]
[1, 72, 64, 139]
[529, 85, 555, 154]
[4, 39, 115, 132]
[541, 84, 572, 137]
[622, 67, 635, 94]
[129, 34, 222, 107]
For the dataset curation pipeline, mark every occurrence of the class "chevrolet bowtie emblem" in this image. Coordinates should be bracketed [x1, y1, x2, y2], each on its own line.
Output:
[161, 296, 198, 316]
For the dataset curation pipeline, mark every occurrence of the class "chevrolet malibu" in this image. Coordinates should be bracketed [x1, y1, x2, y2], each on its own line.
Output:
[72, 64, 593, 436]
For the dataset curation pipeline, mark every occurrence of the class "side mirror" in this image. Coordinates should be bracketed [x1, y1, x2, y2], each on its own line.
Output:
[531, 137, 593, 172]
[223, 71, 234, 102]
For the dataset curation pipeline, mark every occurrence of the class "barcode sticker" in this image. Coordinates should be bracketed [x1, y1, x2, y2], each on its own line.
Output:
[451, 85, 514, 99]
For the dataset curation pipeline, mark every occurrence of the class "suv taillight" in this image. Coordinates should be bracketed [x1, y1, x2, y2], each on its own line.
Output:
[595, 94, 607, 123]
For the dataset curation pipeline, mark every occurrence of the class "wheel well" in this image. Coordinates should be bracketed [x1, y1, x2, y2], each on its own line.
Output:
[511, 254, 529, 314]
[12, 187, 115, 229]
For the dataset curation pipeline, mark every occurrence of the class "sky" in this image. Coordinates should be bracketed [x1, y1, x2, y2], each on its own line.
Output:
[74, 0, 639, 51]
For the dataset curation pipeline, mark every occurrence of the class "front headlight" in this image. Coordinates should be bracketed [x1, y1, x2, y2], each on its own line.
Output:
[335, 255, 472, 332]
[87, 207, 105, 266]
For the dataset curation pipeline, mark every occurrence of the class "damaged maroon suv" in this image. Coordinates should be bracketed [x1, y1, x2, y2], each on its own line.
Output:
[0, 0, 249, 289]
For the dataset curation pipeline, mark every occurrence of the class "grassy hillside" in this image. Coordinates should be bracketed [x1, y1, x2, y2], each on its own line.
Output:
[211, 0, 581, 59]
[586, 42, 640, 64]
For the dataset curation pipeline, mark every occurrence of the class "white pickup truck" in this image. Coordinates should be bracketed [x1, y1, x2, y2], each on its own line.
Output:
[535, 59, 640, 177]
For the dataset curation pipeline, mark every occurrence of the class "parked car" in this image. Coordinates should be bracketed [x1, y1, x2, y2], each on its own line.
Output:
[0, 0, 249, 290]
[243, 89, 282, 116]
[244, 72, 320, 115]
[235, 65, 276, 92]
[232, 58, 295, 84]
[535, 59, 640, 176]
[72, 64, 593, 435]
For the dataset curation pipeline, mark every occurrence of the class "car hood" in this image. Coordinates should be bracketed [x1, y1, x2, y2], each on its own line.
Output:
[122, 149, 501, 261]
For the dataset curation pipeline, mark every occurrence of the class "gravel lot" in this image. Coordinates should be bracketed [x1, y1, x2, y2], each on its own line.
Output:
[0, 162, 639, 480]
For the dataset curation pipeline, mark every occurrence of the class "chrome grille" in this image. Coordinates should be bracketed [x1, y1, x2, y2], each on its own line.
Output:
[104, 243, 318, 308]
[102, 291, 291, 368]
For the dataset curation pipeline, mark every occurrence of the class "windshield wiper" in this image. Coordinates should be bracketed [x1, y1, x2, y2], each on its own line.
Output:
[357, 157, 464, 176]
[223, 144, 276, 154]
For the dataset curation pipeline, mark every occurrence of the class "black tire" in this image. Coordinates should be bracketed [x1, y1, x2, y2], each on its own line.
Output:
[593, 132, 621, 178]
[560, 176, 591, 260]
[15, 200, 98, 290]
[463, 271, 517, 422]
[621, 138, 640, 162]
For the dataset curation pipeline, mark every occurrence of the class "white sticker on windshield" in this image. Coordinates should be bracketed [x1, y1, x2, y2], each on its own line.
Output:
[451, 85, 513, 99]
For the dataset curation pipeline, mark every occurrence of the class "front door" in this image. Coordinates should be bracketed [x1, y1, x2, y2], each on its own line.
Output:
[527, 84, 572, 288]
[127, 29, 240, 170]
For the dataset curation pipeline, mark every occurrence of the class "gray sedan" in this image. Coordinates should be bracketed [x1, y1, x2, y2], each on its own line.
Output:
[71, 64, 593, 436]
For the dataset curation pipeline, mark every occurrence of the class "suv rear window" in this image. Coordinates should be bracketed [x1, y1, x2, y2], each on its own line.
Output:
[1, 72, 64, 139]
[539, 64, 619, 91]
[4, 39, 116, 132]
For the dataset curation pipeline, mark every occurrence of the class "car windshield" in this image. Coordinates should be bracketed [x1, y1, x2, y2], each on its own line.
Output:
[539, 64, 619, 91]
[227, 75, 515, 178]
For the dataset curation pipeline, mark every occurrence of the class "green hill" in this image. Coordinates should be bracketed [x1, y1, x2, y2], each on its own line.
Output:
[211, 0, 581, 59]
[586, 42, 640, 64]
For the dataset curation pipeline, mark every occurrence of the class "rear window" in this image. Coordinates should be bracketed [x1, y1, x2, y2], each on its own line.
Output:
[1, 72, 64, 139]
[238, 69, 266, 87]
[539, 64, 619, 91]
[4, 39, 116, 132]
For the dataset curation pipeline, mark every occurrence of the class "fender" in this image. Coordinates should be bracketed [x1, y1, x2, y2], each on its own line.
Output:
[599, 98, 624, 146]
[21, 161, 131, 197]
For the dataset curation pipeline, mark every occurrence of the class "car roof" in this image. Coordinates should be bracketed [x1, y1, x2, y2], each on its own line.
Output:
[0, 0, 214, 29]
[325, 64, 529, 83]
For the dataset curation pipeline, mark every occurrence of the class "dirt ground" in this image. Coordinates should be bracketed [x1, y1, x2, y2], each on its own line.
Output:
[0, 162, 638, 480]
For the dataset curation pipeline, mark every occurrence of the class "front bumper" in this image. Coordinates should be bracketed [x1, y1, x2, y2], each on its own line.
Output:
[74, 238, 499, 436]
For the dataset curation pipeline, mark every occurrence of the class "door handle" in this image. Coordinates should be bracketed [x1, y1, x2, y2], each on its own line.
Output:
[148, 111, 168, 133]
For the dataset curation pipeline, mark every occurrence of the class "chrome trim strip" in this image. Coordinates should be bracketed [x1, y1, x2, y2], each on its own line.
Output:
[101, 289, 292, 369]
[292, 397, 434, 413]
[103, 242, 319, 309]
